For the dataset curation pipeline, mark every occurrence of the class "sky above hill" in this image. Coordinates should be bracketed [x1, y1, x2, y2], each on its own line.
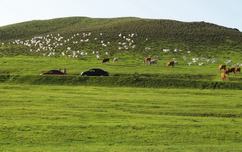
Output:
[1, 0, 241, 30]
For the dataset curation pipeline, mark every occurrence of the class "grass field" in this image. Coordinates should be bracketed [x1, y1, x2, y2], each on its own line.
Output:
[0, 84, 241, 152]
[0, 55, 241, 90]
[0, 55, 241, 151]
[0, 55, 241, 76]
[0, 84, 242, 152]
[1, 16, 242, 152]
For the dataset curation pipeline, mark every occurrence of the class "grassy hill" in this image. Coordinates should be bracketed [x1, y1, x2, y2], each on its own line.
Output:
[0, 17, 242, 152]
[0, 17, 241, 86]
[0, 17, 242, 57]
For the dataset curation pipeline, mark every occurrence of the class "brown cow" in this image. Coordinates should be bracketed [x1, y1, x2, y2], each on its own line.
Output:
[226, 67, 240, 74]
[218, 64, 226, 71]
[224, 68, 231, 75]
[41, 68, 67, 75]
[221, 66, 241, 80]
[229, 67, 236, 74]
[221, 71, 228, 81]
[167, 61, 175, 67]
[235, 67, 241, 73]
[144, 57, 152, 65]
[220, 66, 241, 80]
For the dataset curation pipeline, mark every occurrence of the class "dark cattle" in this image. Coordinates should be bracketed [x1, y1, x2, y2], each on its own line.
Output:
[81, 68, 109, 76]
[219, 64, 226, 71]
[221, 66, 240, 80]
[102, 58, 110, 63]
[229, 67, 236, 74]
[167, 61, 175, 67]
[41, 69, 66, 75]
[227, 67, 241, 74]
[235, 67, 241, 73]
[224, 69, 230, 75]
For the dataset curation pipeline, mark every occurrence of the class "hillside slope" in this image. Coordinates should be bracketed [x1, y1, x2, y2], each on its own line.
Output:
[0, 17, 242, 55]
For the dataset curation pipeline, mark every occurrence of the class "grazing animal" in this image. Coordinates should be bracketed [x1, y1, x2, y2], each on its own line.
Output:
[81, 68, 109, 76]
[219, 64, 226, 71]
[228, 67, 241, 74]
[220, 67, 239, 81]
[167, 61, 175, 67]
[228, 67, 236, 74]
[221, 71, 228, 81]
[96, 54, 100, 60]
[41, 69, 67, 75]
[150, 59, 158, 65]
[220, 67, 232, 80]
[113, 57, 119, 63]
[102, 58, 110, 63]
[235, 67, 241, 73]
[144, 57, 152, 65]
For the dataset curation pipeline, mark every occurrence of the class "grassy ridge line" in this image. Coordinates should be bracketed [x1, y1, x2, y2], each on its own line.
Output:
[0, 74, 241, 90]
[1, 17, 242, 51]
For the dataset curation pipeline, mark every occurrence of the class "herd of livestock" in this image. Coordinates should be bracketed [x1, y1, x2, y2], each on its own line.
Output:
[0, 32, 221, 67]
[219, 64, 241, 80]
[39, 55, 241, 81]
[0, 32, 241, 80]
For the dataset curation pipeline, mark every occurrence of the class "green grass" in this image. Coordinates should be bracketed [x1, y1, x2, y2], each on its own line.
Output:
[0, 84, 241, 152]
[0, 16, 242, 152]
[1, 17, 242, 54]
[0, 55, 240, 76]
[0, 55, 241, 90]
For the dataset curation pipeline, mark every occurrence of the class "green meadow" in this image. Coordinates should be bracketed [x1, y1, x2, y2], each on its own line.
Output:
[0, 55, 240, 76]
[0, 17, 242, 151]
[0, 84, 241, 152]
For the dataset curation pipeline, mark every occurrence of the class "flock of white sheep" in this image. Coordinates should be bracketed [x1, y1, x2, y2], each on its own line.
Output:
[7, 32, 137, 59]
[0, 32, 241, 67]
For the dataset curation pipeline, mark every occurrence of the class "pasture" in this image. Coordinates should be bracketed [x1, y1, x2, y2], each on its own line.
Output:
[0, 17, 242, 152]
[0, 55, 241, 76]
[0, 84, 242, 152]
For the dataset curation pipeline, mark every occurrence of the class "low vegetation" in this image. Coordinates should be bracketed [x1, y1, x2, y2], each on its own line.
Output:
[1, 17, 242, 57]
[0, 17, 241, 151]
[0, 84, 241, 152]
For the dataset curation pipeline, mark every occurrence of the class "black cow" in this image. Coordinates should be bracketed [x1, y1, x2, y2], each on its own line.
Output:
[102, 58, 110, 63]
[81, 68, 109, 76]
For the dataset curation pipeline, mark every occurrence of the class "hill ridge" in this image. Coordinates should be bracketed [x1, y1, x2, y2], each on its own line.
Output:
[0, 17, 242, 55]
